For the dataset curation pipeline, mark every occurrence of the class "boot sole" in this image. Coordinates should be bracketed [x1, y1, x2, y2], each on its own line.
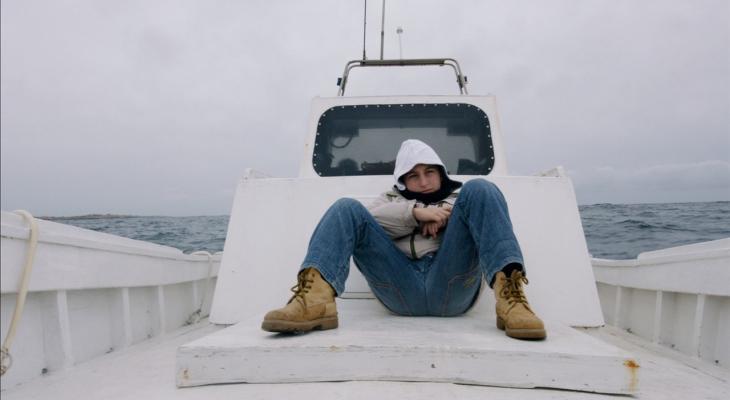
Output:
[497, 316, 547, 340]
[261, 316, 338, 333]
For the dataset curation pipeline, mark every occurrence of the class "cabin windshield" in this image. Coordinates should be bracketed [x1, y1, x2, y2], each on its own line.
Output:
[313, 103, 494, 176]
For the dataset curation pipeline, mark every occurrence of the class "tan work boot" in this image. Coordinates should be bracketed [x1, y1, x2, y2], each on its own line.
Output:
[493, 269, 546, 340]
[261, 268, 338, 333]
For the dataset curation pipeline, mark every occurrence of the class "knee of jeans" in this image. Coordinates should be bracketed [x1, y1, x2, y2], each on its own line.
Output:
[462, 179, 500, 198]
[333, 197, 367, 214]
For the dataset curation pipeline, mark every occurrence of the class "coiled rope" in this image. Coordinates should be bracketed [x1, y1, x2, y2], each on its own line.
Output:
[0, 212, 219, 374]
[1, 210, 39, 376]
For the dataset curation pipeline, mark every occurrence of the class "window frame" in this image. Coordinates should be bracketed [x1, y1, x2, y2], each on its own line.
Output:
[311, 103, 495, 177]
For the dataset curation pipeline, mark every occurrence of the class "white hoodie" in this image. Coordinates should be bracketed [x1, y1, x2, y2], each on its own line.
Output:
[366, 139, 459, 259]
[393, 139, 450, 190]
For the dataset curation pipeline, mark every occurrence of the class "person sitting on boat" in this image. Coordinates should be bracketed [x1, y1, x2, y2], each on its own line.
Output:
[262, 139, 546, 340]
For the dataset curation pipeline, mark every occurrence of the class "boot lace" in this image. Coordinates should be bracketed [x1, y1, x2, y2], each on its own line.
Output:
[288, 272, 314, 307]
[500, 271, 531, 312]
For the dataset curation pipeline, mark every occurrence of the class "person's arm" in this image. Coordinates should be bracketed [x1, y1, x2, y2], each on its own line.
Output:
[417, 193, 457, 237]
[413, 206, 452, 238]
[367, 193, 419, 238]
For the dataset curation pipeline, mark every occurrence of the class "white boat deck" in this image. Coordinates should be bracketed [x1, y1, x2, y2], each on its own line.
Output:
[178, 299, 633, 394]
[3, 314, 728, 399]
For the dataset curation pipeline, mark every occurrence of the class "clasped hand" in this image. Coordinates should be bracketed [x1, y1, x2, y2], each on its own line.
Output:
[412, 206, 452, 238]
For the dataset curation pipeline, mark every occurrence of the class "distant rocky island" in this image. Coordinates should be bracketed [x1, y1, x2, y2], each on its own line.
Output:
[41, 214, 135, 221]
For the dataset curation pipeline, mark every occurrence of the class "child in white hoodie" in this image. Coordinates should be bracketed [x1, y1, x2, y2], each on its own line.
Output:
[262, 139, 545, 340]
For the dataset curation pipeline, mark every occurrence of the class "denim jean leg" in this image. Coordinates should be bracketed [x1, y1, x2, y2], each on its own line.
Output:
[425, 207, 482, 316]
[425, 179, 525, 316]
[301, 198, 425, 315]
[426, 179, 523, 316]
[301, 198, 369, 294]
[457, 179, 525, 285]
[352, 239, 429, 316]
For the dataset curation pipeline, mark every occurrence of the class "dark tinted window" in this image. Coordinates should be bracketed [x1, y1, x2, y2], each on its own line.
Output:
[313, 103, 493, 176]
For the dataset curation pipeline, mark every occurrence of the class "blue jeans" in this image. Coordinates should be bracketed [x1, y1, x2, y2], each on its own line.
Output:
[300, 179, 524, 316]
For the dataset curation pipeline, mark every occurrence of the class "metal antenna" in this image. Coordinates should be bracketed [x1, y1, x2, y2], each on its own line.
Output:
[362, 0, 367, 60]
[379, 0, 385, 60]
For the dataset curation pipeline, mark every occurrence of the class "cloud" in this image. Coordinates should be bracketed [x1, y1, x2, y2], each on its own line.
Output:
[572, 160, 730, 204]
[1, 1, 728, 215]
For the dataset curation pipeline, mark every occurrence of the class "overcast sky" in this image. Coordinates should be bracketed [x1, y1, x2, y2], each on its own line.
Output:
[1, 0, 728, 216]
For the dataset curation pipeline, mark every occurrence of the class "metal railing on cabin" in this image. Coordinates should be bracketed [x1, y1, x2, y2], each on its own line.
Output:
[336, 58, 469, 96]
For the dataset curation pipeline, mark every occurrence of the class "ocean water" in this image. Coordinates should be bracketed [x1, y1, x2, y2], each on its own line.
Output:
[579, 201, 729, 259]
[44, 215, 229, 255]
[44, 201, 730, 260]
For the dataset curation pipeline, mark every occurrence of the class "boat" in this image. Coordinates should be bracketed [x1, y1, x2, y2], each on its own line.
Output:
[2, 57, 728, 399]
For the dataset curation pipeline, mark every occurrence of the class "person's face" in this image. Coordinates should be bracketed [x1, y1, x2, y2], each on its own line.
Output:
[403, 164, 442, 193]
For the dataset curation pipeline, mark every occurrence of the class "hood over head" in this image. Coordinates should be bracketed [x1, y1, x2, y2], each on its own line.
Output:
[393, 139, 462, 203]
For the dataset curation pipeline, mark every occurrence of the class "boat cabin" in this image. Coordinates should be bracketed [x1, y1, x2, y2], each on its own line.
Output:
[180, 59, 635, 394]
[300, 59, 507, 179]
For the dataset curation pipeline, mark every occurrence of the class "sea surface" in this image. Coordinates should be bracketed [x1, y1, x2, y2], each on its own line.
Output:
[578, 201, 729, 259]
[44, 201, 730, 259]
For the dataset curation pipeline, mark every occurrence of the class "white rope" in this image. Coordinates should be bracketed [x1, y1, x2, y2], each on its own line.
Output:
[1, 210, 40, 376]
[186, 250, 221, 325]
